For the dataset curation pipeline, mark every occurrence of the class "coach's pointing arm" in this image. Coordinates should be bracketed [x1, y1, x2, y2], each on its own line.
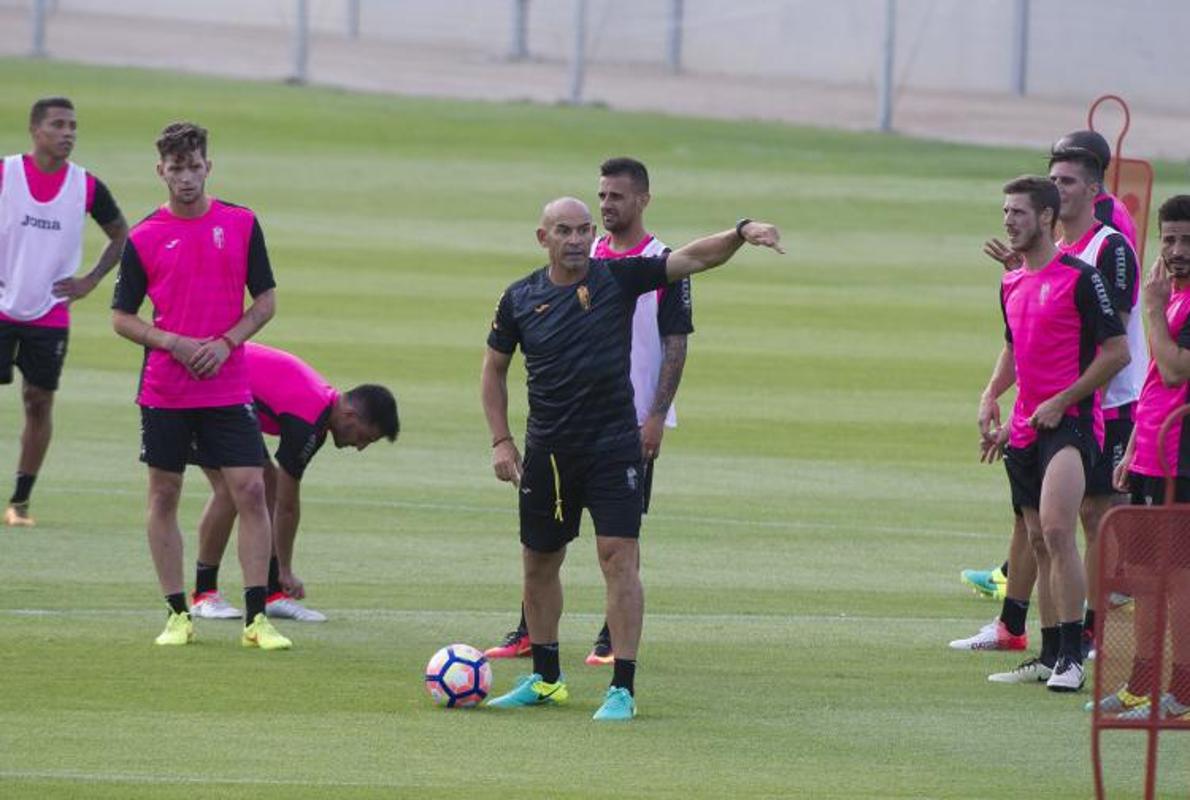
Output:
[664, 220, 784, 282]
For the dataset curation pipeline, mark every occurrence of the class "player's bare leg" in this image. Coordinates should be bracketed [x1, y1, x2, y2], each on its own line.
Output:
[190, 467, 241, 619]
[1039, 447, 1087, 691]
[6, 382, 54, 526]
[146, 467, 194, 645]
[597, 536, 642, 661]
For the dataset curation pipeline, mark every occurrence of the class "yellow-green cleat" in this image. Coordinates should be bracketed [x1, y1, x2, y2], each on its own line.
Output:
[486, 673, 569, 708]
[242, 613, 292, 650]
[154, 611, 195, 646]
[960, 566, 1007, 600]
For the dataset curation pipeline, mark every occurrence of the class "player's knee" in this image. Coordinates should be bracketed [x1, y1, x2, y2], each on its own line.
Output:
[597, 539, 638, 579]
[21, 387, 52, 421]
[147, 481, 182, 516]
[227, 475, 267, 512]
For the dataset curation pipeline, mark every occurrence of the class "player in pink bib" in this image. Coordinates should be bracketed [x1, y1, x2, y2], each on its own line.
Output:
[111, 122, 288, 650]
[0, 97, 128, 527]
[972, 176, 1128, 693]
[1097, 196, 1190, 721]
[186, 343, 398, 622]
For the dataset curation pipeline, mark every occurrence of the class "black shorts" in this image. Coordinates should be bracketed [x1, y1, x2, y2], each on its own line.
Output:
[140, 404, 266, 474]
[1127, 472, 1190, 506]
[1004, 416, 1099, 512]
[189, 436, 271, 471]
[1087, 411, 1133, 496]
[1123, 472, 1190, 568]
[519, 445, 643, 553]
[0, 321, 68, 391]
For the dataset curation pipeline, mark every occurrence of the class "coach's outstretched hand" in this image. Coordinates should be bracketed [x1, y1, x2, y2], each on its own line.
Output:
[740, 221, 785, 254]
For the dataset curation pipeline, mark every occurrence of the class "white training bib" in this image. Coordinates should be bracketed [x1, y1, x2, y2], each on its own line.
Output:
[0, 154, 86, 321]
[1075, 224, 1147, 409]
[628, 237, 679, 428]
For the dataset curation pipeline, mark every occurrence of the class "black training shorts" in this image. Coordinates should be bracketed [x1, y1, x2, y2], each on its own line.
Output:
[0, 321, 68, 391]
[1087, 411, 1133, 497]
[1005, 416, 1099, 512]
[519, 445, 644, 553]
[140, 404, 266, 473]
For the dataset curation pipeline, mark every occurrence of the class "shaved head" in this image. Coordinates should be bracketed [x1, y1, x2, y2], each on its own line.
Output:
[540, 196, 591, 228]
[537, 196, 596, 277]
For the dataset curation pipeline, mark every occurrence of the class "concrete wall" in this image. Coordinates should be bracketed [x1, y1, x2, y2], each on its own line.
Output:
[5, 0, 1179, 109]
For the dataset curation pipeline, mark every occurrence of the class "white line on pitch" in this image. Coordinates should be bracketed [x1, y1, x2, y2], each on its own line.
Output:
[0, 608, 981, 625]
[39, 485, 1000, 540]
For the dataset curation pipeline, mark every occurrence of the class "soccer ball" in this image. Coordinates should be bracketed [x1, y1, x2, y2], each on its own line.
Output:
[424, 644, 492, 708]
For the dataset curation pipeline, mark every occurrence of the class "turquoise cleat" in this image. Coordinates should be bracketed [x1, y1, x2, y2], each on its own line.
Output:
[486, 673, 569, 708]
[592, 686, 637, 721]
[960, 566, 1006, 599]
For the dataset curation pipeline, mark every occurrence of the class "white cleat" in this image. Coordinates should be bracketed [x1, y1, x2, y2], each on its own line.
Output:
[1045, 656, 1085, 693]
[190, 591, 242, 620]
[266, 596, 327, 622]
[988, 657, 1053, 684]
[948, 619, 1028, 651]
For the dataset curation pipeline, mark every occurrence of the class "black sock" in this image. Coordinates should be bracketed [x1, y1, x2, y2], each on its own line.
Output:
[10, 473, 35, 505]
[267, 557, 282, 595]
[244, 585, 267, 625]
[611, 658, 636, 695]
[1040, 626, 1060, 667]
[195, 562, 220, 595]
[531, 642, 561, 683]
[518, 604, 527, 633]
[597, 620, 611, 644]
[1058, 621, 1084, 662]
[165, 592, 187, 615]
[999, 597, 1029, 636]
[1083, 608, 1096, 636]
[1000, 560, 1009, 578]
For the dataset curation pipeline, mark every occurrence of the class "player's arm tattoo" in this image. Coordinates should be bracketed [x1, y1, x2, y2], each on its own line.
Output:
[650, 334, 688, 416]
[86, 215, 130, 283]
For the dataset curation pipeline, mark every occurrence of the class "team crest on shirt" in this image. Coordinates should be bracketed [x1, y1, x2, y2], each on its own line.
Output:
[212, 226, 225, 249]
[576, 285, 591, 311]
[1038, 281, 1051, 305]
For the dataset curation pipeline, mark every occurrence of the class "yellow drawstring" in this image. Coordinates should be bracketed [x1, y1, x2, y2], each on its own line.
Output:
[549, 453, 563, 522]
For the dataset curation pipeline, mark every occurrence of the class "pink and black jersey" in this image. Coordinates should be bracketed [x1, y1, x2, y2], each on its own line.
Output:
[1001, 253, 1125, 449]
[1094, 192, 1138, 252]
[0, 154, 121, 328]
[245, 343, 338, 479]
[112, 199, 275, 410]
[591, 233, 693, 427]
[1130, 286, 1190, 478]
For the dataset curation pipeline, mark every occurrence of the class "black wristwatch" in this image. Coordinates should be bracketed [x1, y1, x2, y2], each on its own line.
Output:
[735, 218, 752, 240]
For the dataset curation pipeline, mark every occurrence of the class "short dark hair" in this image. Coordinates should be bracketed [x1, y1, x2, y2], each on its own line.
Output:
[1003, 175, 1060, 227]
[600, 157, 649, 193]
[156, 122, 208, 160]
[1158, 195, 1190, 227]
[1048, 150, 1104, 187]
[1052, 130, 1111, 171]
[345, 384, 399, 442]
[30, 97, 74, 127]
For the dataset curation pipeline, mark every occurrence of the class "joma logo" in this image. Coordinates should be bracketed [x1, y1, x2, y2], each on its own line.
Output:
[20, 214, 61, 231]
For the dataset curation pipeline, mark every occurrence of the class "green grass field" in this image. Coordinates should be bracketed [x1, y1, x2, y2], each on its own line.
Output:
[1, 58, 1189, 798]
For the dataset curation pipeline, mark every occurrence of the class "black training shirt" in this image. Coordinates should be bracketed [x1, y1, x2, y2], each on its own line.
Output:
[488, 256, 671, 454]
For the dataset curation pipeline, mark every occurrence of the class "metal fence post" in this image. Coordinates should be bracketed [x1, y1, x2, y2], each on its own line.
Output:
[290, 0, 309, 84]
[877, 0, 895, 132]
[31, 0, 48, 58]
[347, 0, 360, 40]
[1011, 0, 1030, 96]
[510, 0, 530, 60]
[667, 0, 683, 73]
[568, 0, 588, 105]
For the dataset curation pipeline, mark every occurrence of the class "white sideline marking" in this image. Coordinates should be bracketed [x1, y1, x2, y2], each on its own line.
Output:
[0, 769, 400, 789]
[42, 486, 999, 541]
[0, 607, 979, 625]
